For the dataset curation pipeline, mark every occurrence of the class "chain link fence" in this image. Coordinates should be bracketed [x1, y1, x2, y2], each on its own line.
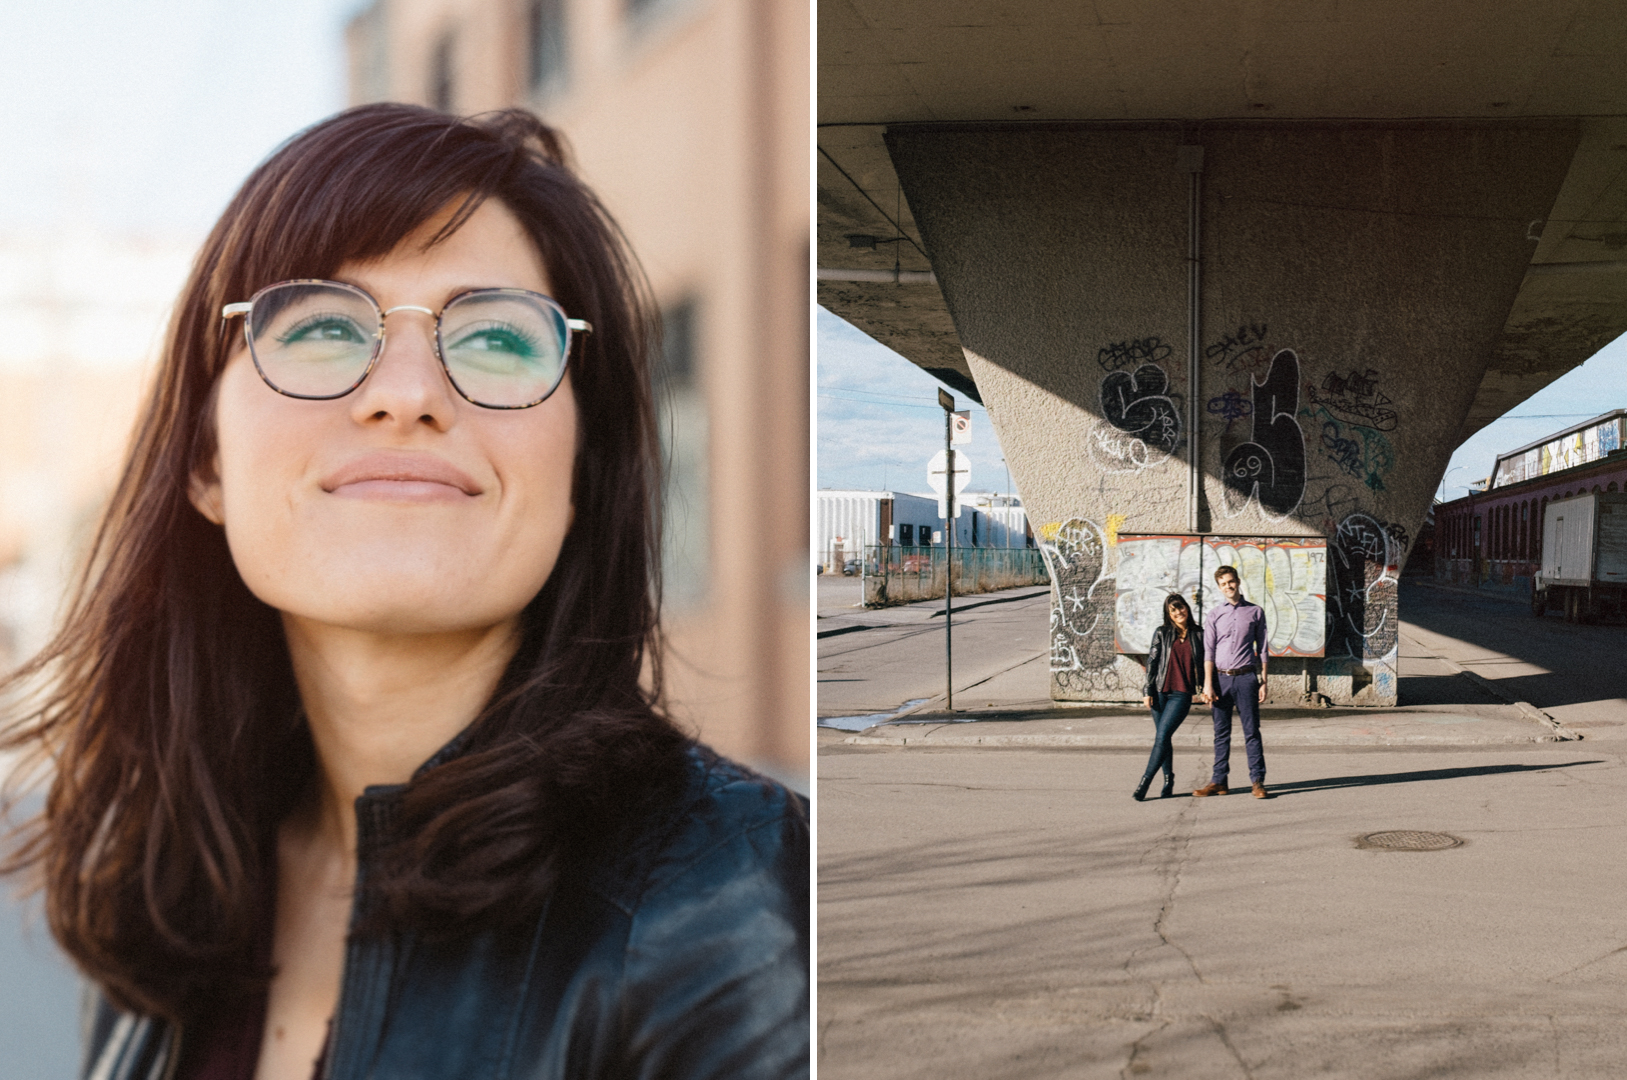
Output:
[862, 544, 1050, 607]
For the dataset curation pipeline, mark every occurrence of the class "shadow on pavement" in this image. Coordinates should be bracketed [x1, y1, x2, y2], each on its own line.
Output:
[1396, 673, 1505, 708]
[1267, 759, 1604, 797]
[1400, 580, 1627, 711]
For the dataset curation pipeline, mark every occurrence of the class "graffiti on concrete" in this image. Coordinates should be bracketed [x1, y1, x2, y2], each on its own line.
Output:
[1205, 322, 1270, 371]
[1101, 363, 1182, 454]
[1088, 356, 1183, 473]
[1328, 512, 1400, 662]
[1308, 403, 1395, 492]
[1114, 534, 1327, 656]
[1087, 417, 1170, 474]
[1305, 479, 1361, 534]
[1206, 388, 1253, 433]
[1097, 336, 1173, 371]
[1385, 521, 1411, 554]
[1038, 518, 1123, 693]
[1306, 368, 1397, 432]
[1220, 349, 1306, 521]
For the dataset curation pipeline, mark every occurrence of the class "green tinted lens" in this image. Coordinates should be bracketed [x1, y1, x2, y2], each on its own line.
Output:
[439, 291, 569, 407]
[249, 283, 378, 398]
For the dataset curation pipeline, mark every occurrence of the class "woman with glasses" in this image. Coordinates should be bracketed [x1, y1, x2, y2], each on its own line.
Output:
[1135, 594, 1207, 801]
[0, 105, 807, 1080]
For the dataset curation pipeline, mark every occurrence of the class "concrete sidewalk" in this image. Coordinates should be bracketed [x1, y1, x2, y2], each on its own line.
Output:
[832, 699, 1585, 750]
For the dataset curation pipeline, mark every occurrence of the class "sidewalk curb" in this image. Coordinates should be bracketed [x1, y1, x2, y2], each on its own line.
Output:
[842, 731, 1568, 749]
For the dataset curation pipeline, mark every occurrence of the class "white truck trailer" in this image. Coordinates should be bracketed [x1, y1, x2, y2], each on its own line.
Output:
[1534, 492, 1627, 621]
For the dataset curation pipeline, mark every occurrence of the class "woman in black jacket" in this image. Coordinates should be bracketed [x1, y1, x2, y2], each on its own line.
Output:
[1, 105, 807, 1080]
[1135, 594, 1207, 801]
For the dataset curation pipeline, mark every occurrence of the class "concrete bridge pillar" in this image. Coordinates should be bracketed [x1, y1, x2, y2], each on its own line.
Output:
[887, 121, 1579, 705]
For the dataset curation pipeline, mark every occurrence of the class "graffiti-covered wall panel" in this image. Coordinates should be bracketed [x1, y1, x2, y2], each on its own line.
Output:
[1112, 535, 1326, 656]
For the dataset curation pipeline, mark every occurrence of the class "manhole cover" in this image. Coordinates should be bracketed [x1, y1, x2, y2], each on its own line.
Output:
[1356, 830, 1464, 851]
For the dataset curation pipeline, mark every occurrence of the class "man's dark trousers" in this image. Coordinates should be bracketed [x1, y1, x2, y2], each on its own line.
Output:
[1210, 669, 1266, 785]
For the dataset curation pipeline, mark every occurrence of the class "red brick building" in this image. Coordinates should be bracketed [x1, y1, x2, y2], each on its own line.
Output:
[1435, 411, 1627, 595]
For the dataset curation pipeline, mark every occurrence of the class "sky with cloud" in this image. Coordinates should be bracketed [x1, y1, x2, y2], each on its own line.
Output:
[816, 307, 1007, 496]
[817, 305, 1627, 505]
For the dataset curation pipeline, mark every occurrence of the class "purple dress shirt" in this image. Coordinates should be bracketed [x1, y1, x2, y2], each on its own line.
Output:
[1204, 598, 1267, 672]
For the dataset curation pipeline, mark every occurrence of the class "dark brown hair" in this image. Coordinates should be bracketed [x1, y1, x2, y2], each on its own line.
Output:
[1160, 594, 1192, 637]
[0, 104, 690, 1021]
[1214, 564, 1240, 584]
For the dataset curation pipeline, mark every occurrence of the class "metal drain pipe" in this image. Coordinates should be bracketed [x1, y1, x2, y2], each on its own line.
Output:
[1180, 144, 1204, 534]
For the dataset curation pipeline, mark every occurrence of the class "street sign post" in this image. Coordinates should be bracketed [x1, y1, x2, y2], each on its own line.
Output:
[926, 448, 972, 519]
[937, 389, 956, 711]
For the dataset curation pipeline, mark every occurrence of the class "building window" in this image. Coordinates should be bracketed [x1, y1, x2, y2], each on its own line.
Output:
[528, 0, 566, 93]
[899, 523, 914, 546]
[430, 33, 455, 111]
[657, 299, 708, 609]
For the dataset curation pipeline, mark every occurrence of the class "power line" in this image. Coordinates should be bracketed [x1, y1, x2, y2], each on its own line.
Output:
[818, 391, 945, 411]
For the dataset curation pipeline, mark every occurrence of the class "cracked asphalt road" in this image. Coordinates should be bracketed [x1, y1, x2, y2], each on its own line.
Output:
[818, 742, 1627, 1078]
[813, 582, 1627, 1080]
[819, 577, 1627, 1079]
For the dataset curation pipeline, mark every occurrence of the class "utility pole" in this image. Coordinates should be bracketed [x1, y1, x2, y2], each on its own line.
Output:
[939, 388, 956, 711]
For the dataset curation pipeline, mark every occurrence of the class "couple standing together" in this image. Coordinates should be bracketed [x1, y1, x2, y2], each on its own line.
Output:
[1134, 564, 1271, 801]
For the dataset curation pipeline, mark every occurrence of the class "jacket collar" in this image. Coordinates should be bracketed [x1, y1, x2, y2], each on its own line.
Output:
[352, 723, 476, 859]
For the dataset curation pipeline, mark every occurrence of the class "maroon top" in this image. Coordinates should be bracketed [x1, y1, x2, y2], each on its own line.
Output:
[173, 868, 330, 1080]
[177, 1001, 330, 1080]
[1162, 634, 1196, 694]
[176, 993, 266, 1080]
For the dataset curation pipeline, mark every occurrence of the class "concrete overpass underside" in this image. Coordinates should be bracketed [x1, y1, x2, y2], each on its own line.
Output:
[818, 1, 1627, 706]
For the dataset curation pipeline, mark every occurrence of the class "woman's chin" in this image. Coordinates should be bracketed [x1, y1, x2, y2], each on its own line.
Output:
[266, 583, 526, 639]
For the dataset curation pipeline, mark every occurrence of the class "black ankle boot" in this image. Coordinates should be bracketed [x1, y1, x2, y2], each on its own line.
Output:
[1133, 774, 1153, 801]
[1160, 774, 1175, 798]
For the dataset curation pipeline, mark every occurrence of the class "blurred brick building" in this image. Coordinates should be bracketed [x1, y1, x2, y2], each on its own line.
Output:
[345, 0, 810, 781]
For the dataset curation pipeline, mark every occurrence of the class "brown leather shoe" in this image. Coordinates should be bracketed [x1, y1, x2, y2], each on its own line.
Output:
[1192, 782, 1228, 797]
[1252, 782, 1270, 799]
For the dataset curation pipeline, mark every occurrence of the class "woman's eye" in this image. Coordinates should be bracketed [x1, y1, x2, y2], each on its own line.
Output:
[454, 328, 536, 356]
[282, 317, 368, 344]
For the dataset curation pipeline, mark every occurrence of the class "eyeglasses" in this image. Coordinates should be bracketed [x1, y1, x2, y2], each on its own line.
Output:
[221, 279, 591, 409]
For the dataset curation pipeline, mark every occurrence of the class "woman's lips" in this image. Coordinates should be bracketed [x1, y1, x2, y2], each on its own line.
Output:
[322, 452, 482, 501]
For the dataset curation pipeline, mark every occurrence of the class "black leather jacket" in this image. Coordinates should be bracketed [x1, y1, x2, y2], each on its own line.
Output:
[1142, 624, 1204, 698]
[81, 745, 810, 1080]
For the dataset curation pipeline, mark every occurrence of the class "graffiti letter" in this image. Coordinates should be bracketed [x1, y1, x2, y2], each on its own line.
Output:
[1100, 363, 1182, 458]
[1220, 349, 1306, 520]
[1038, 519, 1122, 693]
[1329, 512, 1399, 661]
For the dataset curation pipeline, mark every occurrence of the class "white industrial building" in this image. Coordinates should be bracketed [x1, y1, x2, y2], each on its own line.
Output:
[815, 490, 1031, 571]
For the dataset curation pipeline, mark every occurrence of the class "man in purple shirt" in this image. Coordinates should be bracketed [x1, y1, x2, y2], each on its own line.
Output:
[1195, 564, 1271, 798]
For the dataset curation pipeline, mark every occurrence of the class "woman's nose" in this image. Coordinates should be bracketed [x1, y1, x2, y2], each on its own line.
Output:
[350, 309, 457, 429]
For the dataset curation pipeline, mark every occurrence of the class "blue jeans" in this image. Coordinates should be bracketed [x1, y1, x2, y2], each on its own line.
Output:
[1141, 691, 1193, 782]
[1211, 670, 1266, 784]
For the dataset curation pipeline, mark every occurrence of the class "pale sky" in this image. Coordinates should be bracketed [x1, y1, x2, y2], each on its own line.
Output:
[816, 307, 1002, 494]
[816, 306, 1627, 505]
[0, 0, 359, 236]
